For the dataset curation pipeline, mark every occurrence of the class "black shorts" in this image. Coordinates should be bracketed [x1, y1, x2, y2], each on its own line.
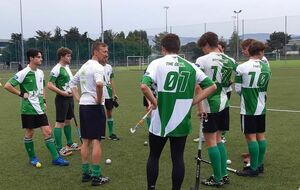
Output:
[105, 99, 114, 110]
[202, 107, 230, 133]
[55, 95, 74, 122]
[21, 114, 49, 129]
[79, 105, 106, 140]
[240, 114, 266, 134]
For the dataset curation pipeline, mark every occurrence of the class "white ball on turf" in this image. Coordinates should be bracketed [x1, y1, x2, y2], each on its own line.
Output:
[226, 159, 232, 165]
[105, 159, 112, 165]
[143, 141, 148, 146]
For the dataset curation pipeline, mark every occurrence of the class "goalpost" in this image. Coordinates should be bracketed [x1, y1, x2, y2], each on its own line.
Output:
[126, 56, 145, 70]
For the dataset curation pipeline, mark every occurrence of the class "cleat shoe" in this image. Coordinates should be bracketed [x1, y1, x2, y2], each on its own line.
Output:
[201, 176, 223, 187]
[108, 134, 120, 141]
[222, 175, 230, 184]
[91, 175, 110, 186]
[82, 173, 92, 182]
[67, 143, 81, 151]
[258, 164, 264, 173]
[29, 157, 41, 168]
[100, 136, 106, 140]
[59, 147, 72, 156]
[52, 156, 69, 166]
[237, 166, 258, 177]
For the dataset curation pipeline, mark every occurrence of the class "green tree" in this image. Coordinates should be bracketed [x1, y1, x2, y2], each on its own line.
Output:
[180, 42, 202, 61]
[152, 32, 167, 53]
[267, 31, 291, 52]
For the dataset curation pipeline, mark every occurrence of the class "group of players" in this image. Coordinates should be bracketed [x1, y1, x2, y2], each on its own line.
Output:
[4, 42, 119, 186]
[141, 32, 270, 189]
[3, 31, 270, 189]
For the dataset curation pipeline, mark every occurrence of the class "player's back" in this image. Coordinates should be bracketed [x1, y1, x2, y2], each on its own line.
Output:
[236, 59, 271, 115]
[195, 52, 236, 113]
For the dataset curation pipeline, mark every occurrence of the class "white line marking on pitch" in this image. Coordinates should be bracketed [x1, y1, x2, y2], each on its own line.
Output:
[230, 106, 300, 113]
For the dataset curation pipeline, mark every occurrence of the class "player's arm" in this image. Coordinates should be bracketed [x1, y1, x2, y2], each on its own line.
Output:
[94, 67, 104, 104]
[192, 79, 216, 105]
[70, 71, 80, 102]
[141, 84, 157, 109]
[110, 79, 117, 98]
[194, 85, 207, 118]
[4, 77, 28, 98]
[235, 67, 242, 95]
[47, 81, 71, 97]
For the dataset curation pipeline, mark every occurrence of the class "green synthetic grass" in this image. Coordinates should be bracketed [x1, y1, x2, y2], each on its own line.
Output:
[0, 60, 300, 190]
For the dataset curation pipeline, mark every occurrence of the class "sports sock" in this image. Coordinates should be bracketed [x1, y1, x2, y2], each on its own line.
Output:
[107, 118, 113, 136]
[91, 165, 101, 177]
[258, 140, 267, 166]
[217, 142, 228, 177]
[64, 125, 73, 145]
[146, 117, 151, 128]
[82, 163, 90, 174]
[24, 137, 35, 160]
[248, 141, 259, 170]
[54, 128, 62, 150]
[45, 137, 59, 160]
[208, 146, 222, 182]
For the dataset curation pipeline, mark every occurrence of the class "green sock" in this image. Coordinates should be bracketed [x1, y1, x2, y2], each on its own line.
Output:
[217, 142, 228, 176]
[146, 117, 151, 128]
[64, 125, 73, 145]
[24, 137, 35, 160]
[248, 141, 259, 170]
[91, 165, 101, 177]
[258, 140, 267, 166]
[45, 137, 59, 160]
[82, 163, 90, 174]
[208, 146, 222, 182]
[54, 128, 62, 150]
[107, 119, 114, 136]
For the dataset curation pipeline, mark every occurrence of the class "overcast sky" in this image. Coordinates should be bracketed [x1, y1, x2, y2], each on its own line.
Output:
[0, 0, 300, 39]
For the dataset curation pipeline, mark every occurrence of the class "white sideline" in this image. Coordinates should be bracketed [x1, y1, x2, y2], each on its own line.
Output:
[230, 106, 300, 113]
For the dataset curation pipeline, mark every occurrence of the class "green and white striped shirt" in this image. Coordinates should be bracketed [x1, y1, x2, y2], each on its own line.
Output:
[196, 52, 237, 113]
[8, 66, 46, 115]
[142, 54, 214, 137]
[235, 59, 271, 115]
[49, 63, 73, 93]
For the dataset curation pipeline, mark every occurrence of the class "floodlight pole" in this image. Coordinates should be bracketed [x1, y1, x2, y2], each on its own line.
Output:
[164, 6, 169, 33]
[234, 10, 242, 61]
[100, 0, 104, 42]
[19, 0, 25, 66]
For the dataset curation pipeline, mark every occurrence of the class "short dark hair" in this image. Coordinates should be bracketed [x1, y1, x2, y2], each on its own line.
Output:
[57, 47, 72, 60]
[161, 33, 180, 53]
[248, 41, 265, 56]
[92, 41, 108, 56]
[197, 32, 218, 48]
[241, 39, 255, 50]
[26, 48, 42, 62]
[218, 41, 226, 50]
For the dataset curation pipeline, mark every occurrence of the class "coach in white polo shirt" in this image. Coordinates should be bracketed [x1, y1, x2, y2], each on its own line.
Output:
[70, 41, 109, 186]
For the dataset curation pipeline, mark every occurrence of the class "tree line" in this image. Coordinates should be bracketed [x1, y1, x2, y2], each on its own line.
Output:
[0, 27, 293, 65]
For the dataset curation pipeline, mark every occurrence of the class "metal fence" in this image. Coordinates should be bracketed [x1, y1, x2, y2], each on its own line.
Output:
[1, 15, 300, 72]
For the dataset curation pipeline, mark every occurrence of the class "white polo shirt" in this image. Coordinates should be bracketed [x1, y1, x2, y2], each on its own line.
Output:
[70, 60, 105, 105]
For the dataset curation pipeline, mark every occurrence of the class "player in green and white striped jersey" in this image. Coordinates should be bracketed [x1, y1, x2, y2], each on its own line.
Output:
[240, 38, 270, 165]
[102, 63, 119, 140]
[195, 32, 237, 187]
[4, 48, 69, 167]
[48, 47, 80, 157]
[141, 34, 216, 190]
[235, 41, 271, 177]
